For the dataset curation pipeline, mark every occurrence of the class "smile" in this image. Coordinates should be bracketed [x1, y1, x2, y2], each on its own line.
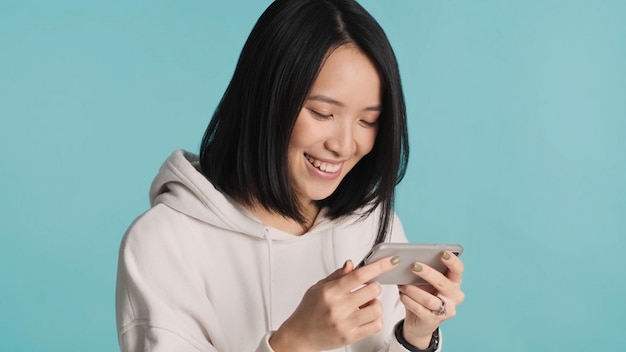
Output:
[305, 154, 341, 173]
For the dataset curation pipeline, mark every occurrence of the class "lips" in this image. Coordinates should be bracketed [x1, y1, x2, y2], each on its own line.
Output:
[305, 153, 341, 173]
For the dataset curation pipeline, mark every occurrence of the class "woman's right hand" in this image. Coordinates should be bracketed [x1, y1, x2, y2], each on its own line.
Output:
[269, 257, 399, 352]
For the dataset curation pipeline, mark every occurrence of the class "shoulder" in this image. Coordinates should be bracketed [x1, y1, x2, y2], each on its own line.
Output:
[119, 204, 201, 264]
[123, 204, 186, 242]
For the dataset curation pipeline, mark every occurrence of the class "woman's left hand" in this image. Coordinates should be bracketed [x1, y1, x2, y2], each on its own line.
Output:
[397, 251, 465, 348]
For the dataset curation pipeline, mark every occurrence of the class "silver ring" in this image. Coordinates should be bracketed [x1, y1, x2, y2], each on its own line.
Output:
[432, 296, 447, 316]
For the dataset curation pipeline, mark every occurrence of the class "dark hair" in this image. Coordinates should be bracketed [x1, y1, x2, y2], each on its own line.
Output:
[200, 0, 408, 244]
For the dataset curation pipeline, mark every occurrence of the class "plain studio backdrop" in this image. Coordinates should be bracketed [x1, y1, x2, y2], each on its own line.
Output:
[1, 1, 625, 351]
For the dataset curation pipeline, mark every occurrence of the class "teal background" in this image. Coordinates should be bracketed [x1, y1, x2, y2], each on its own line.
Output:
[1, 0, 625, 351]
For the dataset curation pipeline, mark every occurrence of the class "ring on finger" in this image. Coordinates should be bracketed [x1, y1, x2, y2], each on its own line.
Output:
[431, 296, 447, 316]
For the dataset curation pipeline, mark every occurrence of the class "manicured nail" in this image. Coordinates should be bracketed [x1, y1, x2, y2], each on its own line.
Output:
[390, 256, 401, 265]
[442, 251, 451, 260]
[412, 263, 423, 272]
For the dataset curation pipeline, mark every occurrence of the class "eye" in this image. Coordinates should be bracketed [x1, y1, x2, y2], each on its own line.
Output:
[359, 119, 378, 128]
[308, 109, 332, 119]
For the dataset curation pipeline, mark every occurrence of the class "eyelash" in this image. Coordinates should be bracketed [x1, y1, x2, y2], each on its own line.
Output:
[309, 109, 332, 119]
[360, 120, 377, 128]
[309, 109, 378, 128]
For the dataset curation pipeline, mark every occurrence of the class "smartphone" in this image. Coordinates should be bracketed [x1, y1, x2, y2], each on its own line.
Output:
[361, 243, 463, 285]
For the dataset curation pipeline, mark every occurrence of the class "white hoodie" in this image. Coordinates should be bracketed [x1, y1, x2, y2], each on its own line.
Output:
[116, 150, 442, 352]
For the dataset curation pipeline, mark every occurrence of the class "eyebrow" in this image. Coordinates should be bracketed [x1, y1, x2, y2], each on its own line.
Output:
[307, 94, 382, 112]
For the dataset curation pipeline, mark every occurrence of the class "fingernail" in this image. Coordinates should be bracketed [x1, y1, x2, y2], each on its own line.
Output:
[412, 263, 423, 272]
[442, 251, 451, 260]
[390, 256, 401, 265]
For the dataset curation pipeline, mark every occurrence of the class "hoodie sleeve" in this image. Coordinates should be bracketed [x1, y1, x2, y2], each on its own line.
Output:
[115, 206, 270, 352]
[383, 324, 442, 352]
[116, 220, 221, 351]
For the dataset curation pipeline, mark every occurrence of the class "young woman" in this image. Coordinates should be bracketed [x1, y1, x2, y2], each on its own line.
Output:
[115, 0, 465, 351]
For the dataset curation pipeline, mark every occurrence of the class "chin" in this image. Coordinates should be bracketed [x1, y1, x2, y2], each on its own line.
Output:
[309, 187, 340, 202]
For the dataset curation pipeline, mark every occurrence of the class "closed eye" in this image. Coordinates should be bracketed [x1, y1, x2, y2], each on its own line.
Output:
[308, 109, 332, 119]
[359, 119, 378, 128]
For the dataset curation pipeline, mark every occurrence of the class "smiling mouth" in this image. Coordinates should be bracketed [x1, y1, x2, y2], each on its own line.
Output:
[305, 154, 341, 173]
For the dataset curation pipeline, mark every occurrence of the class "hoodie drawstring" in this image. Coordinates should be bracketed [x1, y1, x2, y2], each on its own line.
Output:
[262, 227, 274, 330]
[262, 227, 351, 352]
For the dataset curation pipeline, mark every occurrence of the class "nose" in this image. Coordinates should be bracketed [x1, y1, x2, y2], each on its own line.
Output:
[324, 120, 356, 157]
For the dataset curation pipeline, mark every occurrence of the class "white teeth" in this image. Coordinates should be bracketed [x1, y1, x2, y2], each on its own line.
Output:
[306, 154, 340, 173]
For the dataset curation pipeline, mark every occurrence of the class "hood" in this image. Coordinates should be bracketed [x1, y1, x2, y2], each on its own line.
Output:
[149, 149, 267, 237]
[148, 150, 354, 239]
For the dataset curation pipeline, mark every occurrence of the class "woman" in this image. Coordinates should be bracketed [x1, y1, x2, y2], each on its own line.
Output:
[115, 0, 465, 351]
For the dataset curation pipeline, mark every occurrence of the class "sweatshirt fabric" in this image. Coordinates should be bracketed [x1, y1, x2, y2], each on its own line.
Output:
[115, 149, 442, 352]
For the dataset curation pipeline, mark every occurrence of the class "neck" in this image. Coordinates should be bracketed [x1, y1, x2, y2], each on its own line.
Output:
[246, 203, 320, 236]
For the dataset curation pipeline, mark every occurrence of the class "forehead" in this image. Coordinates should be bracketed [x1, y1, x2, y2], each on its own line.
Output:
[308, 45, 381, 108]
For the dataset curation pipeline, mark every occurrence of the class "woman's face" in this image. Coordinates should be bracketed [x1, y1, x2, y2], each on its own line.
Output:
[288, 45, 381, 212]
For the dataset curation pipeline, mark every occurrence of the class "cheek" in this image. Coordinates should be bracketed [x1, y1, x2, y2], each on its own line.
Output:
[358, 129, 378, 156]
[289, 114, 313, 149]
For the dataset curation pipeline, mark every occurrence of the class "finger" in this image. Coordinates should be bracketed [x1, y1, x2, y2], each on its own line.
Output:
[349, 281, 382, 308]
[399, 285, 457, 319]
[400, 283, 436, 295]
[348, 303, 384, 341]
[441, 251, 464, 284]
[399, 285, 446, 312]
[354, 318, 384, 340]
[349, 298, 383, 328]
[399, 291, 448, 321]
[409, 261, 465, 304]
[338, 256, 399, 291]
[411, 262, 452, 294]
[344, 259, 355, 273]
[319, 260, 354, 284]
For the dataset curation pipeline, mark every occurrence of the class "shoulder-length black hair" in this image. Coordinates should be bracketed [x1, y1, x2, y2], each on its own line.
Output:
[200, 0, 408, 244]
